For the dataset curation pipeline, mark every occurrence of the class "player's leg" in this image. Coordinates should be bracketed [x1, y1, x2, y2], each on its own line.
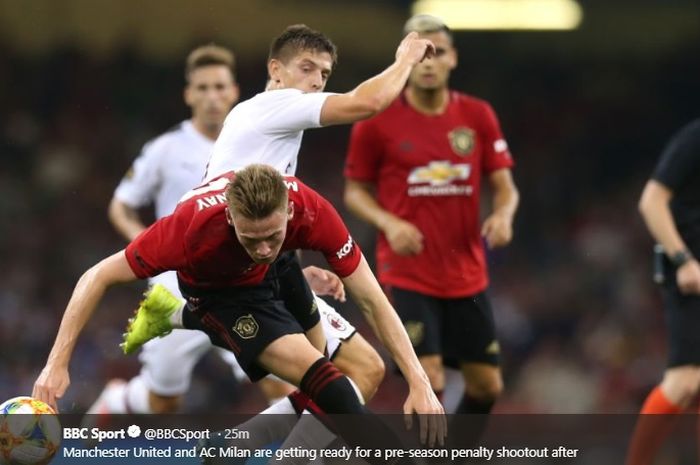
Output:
[271, 297, 384, 463]
[216, 345, 296, 406]
[625, 278, 700, 465]
[137, 329, 213, 412]
[439, 291, 501, 451]
[625, 367, 700, 465]
[88, 272, 212, 414]
[197, 292, 409, 465]
[385, 286, 445, 394]
[317, 295, 385, 402]
[257, 332, 413, 465]
[447, 292, 503, 413]
[88, 329, 213, 414]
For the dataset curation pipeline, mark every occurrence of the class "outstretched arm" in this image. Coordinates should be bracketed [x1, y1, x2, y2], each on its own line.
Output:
[33, 251, 138, 411]
[319, 32, 435, 126]
[342, 256, 446, 446]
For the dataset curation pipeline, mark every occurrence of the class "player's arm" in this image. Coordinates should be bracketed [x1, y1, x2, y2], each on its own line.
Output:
[639, 180, 700, 294]
[342, 256, 446, 446]
[319, 32, 435, 126]
[344, 179, 423, 255]
[481, 168, 519, 249]
[108, 197, 147, 241]
[33, 252, 138, 411]
[302, 266, 345, 302]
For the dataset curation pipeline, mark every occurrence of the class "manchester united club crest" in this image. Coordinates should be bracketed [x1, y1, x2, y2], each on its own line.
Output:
[448, 127, 475, 156]
[233, 314, 259, 339]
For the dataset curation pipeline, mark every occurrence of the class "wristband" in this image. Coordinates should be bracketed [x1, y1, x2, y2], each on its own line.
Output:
[670, 249, 693, 267]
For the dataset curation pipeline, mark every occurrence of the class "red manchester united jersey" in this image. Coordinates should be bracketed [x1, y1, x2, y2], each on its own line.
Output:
[125, 172, 362, 289]
[344, 91, 513, 298]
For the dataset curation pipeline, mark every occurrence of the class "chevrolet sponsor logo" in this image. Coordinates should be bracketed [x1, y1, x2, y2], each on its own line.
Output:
[407, 161, 470, 186]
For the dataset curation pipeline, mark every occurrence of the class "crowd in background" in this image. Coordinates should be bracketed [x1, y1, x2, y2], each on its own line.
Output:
[1, 37, 699, 413]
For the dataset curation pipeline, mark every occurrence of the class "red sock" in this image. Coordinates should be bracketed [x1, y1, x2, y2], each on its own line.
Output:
[625, 386, 683, 465]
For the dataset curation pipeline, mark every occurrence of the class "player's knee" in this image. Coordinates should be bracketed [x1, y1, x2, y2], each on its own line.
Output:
[148, 392, 183, 414]
[661, 366, 700, 406]
[465, 375, 504, 402]
[360, 348, 385, 396]
[337, 344, 385, 401]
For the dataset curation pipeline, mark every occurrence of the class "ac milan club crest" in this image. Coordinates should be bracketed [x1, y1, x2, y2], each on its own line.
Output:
[326, 313, 347, 331]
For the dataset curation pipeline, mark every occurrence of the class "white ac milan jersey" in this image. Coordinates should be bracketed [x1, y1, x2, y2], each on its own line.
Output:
[204, 88, 334, 179]
[114, 120, 214, 219]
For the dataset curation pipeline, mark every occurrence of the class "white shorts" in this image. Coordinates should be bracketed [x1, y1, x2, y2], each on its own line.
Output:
[140, 271, 355, 395]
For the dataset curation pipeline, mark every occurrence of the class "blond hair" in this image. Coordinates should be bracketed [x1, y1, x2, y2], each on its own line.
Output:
[403, 14, 452, 39]
[226, 165, 288, 219]
[185, 44, 236, 83]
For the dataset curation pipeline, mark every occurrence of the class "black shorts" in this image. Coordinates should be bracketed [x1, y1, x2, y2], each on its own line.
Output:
[385, 286, 500, 367]
[266, 251, 319, 331]
[660, 256, 700, 367]
[178, 253, 320, 382]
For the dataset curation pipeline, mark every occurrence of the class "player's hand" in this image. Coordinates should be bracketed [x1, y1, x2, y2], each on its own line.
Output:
[303, 266, 346, 302]
[32, 364, 69, 413]
[481, 212, 513, 249]
[383, 217, 424, 256]
[403, 381, 447, 447]
[676, 260, 700, 295]
[395, 31, 436, 66]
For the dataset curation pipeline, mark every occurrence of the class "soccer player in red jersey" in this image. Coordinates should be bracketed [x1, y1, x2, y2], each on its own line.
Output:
[344, 14, 519, 441]
[33, 164, 446, 450]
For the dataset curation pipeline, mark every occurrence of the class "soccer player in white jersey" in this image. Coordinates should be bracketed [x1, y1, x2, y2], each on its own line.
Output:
[189, 26, 437, 462]
[88, 44, 384, 416]
[204, 24, 435, 180]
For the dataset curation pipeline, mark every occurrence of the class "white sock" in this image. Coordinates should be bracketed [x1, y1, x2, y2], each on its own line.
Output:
[260, 396, 295, 414]
[168, 300, 186, 328]
[276, 412, 334, 465]
[125, 375, 153, 413]
[347, 378, 365, 405]
[267, 396, 286, 407]
[98, 380, 128, 413]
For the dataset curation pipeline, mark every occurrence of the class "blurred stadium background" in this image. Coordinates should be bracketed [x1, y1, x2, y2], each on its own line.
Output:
[1, 0, 699, 414]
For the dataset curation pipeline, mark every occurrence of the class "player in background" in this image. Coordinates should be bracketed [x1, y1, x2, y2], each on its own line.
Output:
[88, 44, 242, 415]
[626, 120, 700, 465]
[33, 165, 447, 451]
[344, 14, 519, 442]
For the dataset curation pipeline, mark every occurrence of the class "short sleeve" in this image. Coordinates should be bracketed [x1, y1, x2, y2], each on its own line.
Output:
[307, 195, 362, 278]
[344, 119, 383, 183]
[480, 102, 514, 174]
[652, 120, 700, 191]
[258, 90, 335, 134]
[125, 212, 188, 278]
[114, 140, 162, 208]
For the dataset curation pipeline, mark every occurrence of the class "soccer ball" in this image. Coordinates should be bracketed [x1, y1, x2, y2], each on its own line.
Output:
[0, 397, 60, 465]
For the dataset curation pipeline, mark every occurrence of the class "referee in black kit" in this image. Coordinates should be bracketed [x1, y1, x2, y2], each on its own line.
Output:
[626, 119, 700, 465]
